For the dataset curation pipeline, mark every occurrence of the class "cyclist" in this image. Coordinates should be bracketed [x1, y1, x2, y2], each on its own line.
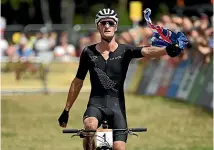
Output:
[58, 8, 186, 150]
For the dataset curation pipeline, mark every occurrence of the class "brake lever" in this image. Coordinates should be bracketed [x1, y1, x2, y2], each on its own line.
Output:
[128, 131, 138, 137]
[70, 131, 86, 139]
[71, 133, 79, 139]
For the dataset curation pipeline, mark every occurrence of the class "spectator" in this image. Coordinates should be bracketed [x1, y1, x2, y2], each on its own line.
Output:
[128, 27, 144, 45]
[13, 37, 35, 61]
[138, 27, 153, 46]
[171, 15, 183, 27]
[27, 33, 37, 50]
[156, 21, 164, 27]
[78, 35, 91, 54]
[33, 31, 55, 63]
[191, 16, 201, 28]
[0, 16, 6, 38]
[89, 31, 101, 45]
[76, 31, 101, 56]
[53, 36, 76, 62]
[199, 13, 209, 31]
[6, 41, 16, 60]
[49, 32, 57, 51]
[34, 32, 50, 55]
[13, 37, 37, 80]
[182, 17, 193, 33]
[161, 14, 172, 24]
[117, 31, 134, 45]
[0, 36, 8, 59]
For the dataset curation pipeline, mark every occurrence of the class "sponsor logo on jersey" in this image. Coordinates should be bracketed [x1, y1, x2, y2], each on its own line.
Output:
[110, 56, 122, 60]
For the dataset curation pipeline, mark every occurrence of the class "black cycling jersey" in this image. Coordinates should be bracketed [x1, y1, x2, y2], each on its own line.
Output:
[76, 43, 143, 107]
[76, 43, 144, 142]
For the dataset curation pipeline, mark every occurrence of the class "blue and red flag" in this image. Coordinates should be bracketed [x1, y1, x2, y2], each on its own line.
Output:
[143, 8, 188, 50]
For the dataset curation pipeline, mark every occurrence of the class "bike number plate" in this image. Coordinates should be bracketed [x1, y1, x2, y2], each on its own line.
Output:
[95, 129, 113, 148]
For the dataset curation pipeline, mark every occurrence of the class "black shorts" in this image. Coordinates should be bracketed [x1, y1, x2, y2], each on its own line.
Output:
[83, 105, 128, 142]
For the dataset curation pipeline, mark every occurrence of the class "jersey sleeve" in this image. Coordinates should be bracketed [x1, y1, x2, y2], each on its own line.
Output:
[127, 45, 144, 59]
[75, 48, 89, 80]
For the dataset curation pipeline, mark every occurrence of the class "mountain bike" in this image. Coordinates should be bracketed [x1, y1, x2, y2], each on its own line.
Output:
[62, 119, 147, 150]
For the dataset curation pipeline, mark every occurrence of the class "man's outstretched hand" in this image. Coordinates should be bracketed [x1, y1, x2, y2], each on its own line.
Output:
[58, 109, 69, 128]
[151, 31, 188, 57]
[151, 31, 188, 50]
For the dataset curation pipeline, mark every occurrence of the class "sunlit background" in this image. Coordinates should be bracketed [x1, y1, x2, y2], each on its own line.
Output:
[1, 0, 213, 150]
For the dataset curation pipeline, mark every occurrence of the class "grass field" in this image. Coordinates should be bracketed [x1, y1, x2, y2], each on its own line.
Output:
[1, 61, 213, 150]
[2, 92, 213, 150]
[1, 62, 91, 90]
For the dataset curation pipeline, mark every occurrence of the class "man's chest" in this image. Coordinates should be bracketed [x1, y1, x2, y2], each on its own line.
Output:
[88, 50, 126, 74]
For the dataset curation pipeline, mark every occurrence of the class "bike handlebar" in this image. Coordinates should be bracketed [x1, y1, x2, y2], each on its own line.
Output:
[129, 128, 147, 132]
[63, 129, 80, 133]
[62, 128, 147, 134]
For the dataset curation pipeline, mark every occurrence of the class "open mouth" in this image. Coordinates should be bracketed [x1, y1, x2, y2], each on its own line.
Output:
[104, 31, 111, 33]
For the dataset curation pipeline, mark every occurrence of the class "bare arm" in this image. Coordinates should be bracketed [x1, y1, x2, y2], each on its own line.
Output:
[63, 48, 89, 111]
[58, 48, 89, 127]
[141, 46, 167, 58]
[129, 44, 182, 60]
[65, 77, 84, 111]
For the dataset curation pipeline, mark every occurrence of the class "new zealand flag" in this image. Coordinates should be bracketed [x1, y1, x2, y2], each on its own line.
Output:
[143, 8, 188, 50]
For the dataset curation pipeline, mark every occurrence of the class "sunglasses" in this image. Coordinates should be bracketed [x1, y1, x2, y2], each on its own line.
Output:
[99, 21, 116, 27]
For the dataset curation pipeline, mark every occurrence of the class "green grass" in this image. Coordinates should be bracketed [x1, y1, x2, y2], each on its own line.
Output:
[1, 93, 213, 150]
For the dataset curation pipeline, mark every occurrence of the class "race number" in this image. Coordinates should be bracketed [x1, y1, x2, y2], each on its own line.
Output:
[95, 129, 113, 148]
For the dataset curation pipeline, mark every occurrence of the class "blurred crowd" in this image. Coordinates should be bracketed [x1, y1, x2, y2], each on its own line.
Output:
[0, 13, 213, 64]
[115, 13, 213, 64]
[1, 29, 76, 62]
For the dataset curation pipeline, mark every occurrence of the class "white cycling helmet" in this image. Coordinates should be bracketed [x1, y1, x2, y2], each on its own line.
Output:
[95, 8, 119, 25]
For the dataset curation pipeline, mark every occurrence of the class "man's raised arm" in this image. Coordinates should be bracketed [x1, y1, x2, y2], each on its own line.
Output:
[141, 44, 182, 58]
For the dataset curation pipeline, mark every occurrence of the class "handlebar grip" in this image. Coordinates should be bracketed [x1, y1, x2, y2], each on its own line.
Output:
[130, 128, 147, 132]
[63, 129, 79, 133]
